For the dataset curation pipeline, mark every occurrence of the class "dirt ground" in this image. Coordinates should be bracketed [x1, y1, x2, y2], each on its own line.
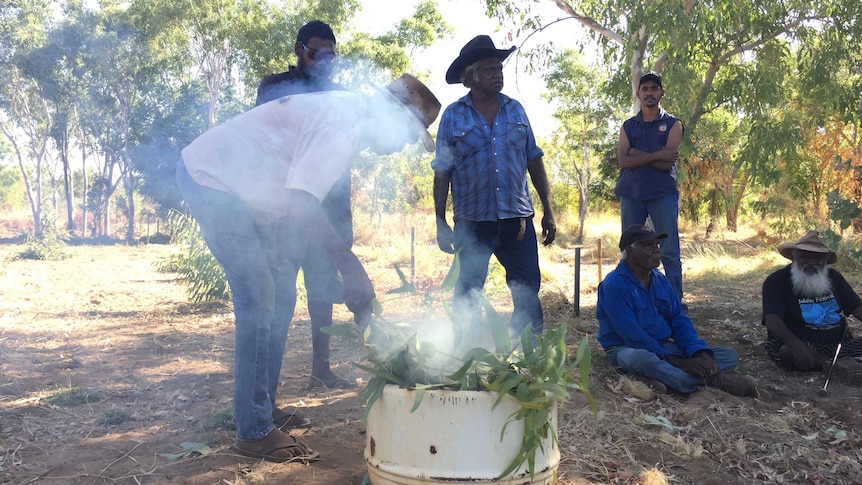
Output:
[1, 236, 861, 485]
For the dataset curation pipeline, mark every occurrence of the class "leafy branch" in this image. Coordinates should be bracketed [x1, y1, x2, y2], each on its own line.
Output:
[324, 254, 596, 479]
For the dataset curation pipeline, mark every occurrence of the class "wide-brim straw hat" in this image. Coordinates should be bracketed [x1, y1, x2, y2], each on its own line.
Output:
[777, 230, 837, 264]
[445, 35, 516, 84]
[379, 74, 441, 152]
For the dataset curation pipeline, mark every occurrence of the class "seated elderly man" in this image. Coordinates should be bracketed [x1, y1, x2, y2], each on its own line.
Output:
[597, 224, 760, 397]
[762, 230, 862, 384]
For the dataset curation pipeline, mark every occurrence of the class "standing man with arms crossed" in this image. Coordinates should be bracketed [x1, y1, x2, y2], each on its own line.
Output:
[256, 20, 354, 389]
[433, 35, 556, 337]
[616, 71, 685, 300]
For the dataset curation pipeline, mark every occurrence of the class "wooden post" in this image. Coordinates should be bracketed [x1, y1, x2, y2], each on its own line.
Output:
[597, 238, 603, 282]
[573, 246, 582, 317]
[411, 227, 415, 285]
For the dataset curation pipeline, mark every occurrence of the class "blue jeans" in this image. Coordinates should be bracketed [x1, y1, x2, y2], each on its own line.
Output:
[453, 218, 543, 335]
[607, 342, 739, 393]
[177, 161, 301, 441]
[620, 194, 682, 299]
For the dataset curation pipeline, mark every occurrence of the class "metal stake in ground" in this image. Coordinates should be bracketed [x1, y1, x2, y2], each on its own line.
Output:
[818, 318, 849, 397]
[818, 342, 843, 397]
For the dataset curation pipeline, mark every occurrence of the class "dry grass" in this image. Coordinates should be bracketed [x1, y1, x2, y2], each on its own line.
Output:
[1, 212, 861, 484]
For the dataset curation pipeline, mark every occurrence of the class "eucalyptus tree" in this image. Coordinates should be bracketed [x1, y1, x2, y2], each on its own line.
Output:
[340, 1, 453, 217]
[481, 0, 860, 230]
[27, 6, 92, 235]
[62, 4, 176, 241]
[794, 7, 862, 231]
[0, 0, 54, 238]
[541, 49, 620, 241]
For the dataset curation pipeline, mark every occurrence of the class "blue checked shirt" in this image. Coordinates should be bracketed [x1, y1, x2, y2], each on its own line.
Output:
[432, 93, 544, 222]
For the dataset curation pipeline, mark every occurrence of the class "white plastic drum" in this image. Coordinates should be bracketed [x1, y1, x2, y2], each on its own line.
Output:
[365, 385, 560, 484]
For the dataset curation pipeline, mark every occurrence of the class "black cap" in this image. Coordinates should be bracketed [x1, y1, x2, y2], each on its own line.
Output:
[639, 71, 662, 88]
[619, 224, 668, 250]
[296, 20, 336, 44]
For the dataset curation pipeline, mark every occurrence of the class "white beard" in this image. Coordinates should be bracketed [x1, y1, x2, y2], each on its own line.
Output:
[790, 262, 832, 297]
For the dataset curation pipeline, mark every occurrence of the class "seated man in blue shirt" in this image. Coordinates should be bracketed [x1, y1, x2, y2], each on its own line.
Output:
[596, 224, 761, 397]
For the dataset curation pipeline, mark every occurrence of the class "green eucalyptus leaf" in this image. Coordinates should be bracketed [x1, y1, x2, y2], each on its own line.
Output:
[320, 323, 359, 338]
[410, 387, 426, 413]
[440, 251, 460, 290]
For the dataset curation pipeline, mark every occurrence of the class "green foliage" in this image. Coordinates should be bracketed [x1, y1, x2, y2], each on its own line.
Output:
[323, 255, 595, 480]
[18, 206, 67, 260]
[18, 233, 67, 261]
[826, 190, 861, 231]
[823, 192, 862, 268]
[0, 162, 25, 210]
[158, 208, 230, 303]
[44, 388, 103, 407]
[203, 406, 235, 430]
[99, 408, 130, 426]
[822, 229, 862, 270]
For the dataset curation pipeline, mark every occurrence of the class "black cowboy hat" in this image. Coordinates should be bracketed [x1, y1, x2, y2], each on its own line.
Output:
[445, 35, 516, 84]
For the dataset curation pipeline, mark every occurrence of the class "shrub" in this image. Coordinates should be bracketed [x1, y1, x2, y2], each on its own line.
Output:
[157, 209, 230, 303]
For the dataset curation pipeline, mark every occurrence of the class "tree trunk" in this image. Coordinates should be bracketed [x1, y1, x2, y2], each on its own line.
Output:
[61, 132, 75, 235]
[125, 174, 136, 243]
[706, 187, 719, 238]
[725, 169, 750, 233]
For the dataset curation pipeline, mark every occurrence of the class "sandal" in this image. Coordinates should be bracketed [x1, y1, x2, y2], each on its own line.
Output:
[307, 373, 357, 390]
[222, 409, 312, 431]
[232, 430, 320, 464]
[273, 408, 312, 430]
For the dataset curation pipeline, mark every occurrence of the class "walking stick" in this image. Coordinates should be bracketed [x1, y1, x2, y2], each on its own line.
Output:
[818, 316, 849, 397]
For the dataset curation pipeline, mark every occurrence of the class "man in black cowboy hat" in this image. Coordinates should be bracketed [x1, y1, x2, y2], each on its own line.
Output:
[762, 230, 862, 384]
[432, 34, 556, 337]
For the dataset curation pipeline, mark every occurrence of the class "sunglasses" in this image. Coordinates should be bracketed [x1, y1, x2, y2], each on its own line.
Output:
[301, 42, 337, 63]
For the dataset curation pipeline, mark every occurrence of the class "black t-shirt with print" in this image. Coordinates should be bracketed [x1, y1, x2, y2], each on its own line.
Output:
[762, 265, 862, 344]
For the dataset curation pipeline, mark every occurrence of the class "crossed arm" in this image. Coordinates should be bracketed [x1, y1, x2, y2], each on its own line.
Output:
[617, 120, 683, 172]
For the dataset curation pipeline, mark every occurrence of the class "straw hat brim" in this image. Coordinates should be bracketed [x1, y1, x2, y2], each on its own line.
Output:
[777, 242, 837, 264]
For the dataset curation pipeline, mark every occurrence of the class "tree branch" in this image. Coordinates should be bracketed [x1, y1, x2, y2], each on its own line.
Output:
[553, 0, 624, 45]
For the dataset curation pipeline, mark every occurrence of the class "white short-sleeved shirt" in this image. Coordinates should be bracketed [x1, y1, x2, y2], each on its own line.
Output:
[181, 91, 366, 221]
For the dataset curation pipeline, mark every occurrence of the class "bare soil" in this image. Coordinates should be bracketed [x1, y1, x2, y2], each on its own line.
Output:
[0, 236, 860, 485]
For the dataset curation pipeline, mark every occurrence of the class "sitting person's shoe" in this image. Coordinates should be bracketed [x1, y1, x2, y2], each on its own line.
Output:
[632, 375, 668, 394]
[707, 372, 758, 397]
[828, 357, 862, 386]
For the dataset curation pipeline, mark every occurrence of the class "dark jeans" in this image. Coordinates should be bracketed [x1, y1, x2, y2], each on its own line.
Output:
[607, 342, 739, 393]
[620, 194, 682, 299]
[453, 217, 543, 335]
[177, 161, 302, 441]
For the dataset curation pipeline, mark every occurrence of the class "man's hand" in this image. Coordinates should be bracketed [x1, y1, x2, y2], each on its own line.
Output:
[436, 219, 455, 254]
[789, 341, 825, 371]
[339, 258, 375, 316]
[666, 351, 718, 378]
[541, 213, 556, 246]
[353, 304, 373, 330]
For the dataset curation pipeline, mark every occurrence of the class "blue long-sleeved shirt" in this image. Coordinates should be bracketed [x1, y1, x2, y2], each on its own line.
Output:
[431, 93, 544, 222]
[596, 260, 707, 357]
